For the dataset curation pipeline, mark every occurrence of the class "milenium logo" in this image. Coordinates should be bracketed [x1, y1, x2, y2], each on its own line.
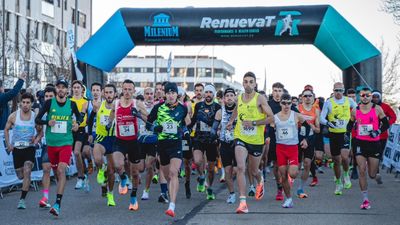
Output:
[144, 13, 179, 38]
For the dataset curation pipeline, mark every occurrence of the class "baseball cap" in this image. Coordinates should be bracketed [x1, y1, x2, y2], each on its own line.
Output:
[224, 88, 236, 96]
[56, 79, 69, 88]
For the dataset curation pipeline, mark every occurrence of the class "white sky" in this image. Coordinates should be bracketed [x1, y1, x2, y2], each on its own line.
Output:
[92, 0, 400, 97]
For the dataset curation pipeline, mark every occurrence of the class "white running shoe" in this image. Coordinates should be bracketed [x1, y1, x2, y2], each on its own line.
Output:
[141, 190, 149, 200]
[282, 198, 293, 208]
[75, 178, 84, 189]
[226, 193, 236, 204]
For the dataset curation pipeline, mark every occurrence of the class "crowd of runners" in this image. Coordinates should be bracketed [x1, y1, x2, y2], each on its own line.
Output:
[3, 71, 398, 217]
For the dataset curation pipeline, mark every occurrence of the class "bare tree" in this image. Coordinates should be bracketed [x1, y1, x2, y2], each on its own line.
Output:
[379, 39, 400, 107]
[381, 0, 400, 25]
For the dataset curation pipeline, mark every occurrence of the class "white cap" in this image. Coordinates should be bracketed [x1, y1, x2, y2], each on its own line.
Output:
[204, 84, 216, 96]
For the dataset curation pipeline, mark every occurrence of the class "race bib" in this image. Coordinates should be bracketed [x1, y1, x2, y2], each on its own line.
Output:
[277, 127, 293, 140]
[182, 140, 190, 151]
[358, 124, 373, 136]
[241, 125, 256, 136]
[14, 141, 30, 148]
[335, 119, 346, 129]
[200, 122, 211, 132]
[51, 121, 67, 134]
[100, 115, 109, 126]
[119, 124, 135, 137]
[162, 122, 177, 134]
[225, 130, 234, 141]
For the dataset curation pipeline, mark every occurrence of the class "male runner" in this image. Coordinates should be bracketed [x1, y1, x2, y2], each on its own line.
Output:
[227, 72, 273, 214]
[4, 93, 42, 209]
[348, 87, 389, 209]
[190, 84, 221, 200]
[35, 79, 81, 216]
[320, 82, 357, 195]
[147, 82, 190, 217]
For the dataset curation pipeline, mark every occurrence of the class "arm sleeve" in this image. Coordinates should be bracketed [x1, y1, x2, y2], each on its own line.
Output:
[320, 100, 330, 125]
[35, 99, 51, 125]
[71, 101, 82, 124]
[146, 103, 159, 130]
[0, 79, 24, 104]
[380, 117, 390, 133]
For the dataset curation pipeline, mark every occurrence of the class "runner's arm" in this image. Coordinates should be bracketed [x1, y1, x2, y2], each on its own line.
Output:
[4, 112, 16, 150]
[297, 113, 311, 138]
[319, 100, 330, 125]
[35, 99, 51, 125]
[71, 101, 82, 125]
[136, 100, 148, 121]
[313, 109, 321, 133]
[211, 109, 222, 136]
[346, 108, 357, 131]
[87, 110, 96, 134]
[188, 103, 199, 129]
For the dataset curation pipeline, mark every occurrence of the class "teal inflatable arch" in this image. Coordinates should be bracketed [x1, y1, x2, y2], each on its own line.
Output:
[77, 5, 381, 90]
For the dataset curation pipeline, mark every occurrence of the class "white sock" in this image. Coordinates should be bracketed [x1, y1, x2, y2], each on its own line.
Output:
[168, 202, 175, 211]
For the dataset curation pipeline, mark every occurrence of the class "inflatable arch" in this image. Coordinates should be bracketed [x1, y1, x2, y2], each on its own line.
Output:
[77, 5, 381, 90]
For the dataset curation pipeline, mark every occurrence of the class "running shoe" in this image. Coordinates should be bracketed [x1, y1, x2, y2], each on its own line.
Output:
[255, 182, 264, 200]
[297, 189, 308, 198]
[107, 193, 116, 206]
[180, 169, 185, 178]
[334, 183, 343, 195]
[39, 197, 51, 208]
[360, 199, 371, 210]
[185, 182, 191, 199]
[152, 174, 159, 184]
[206, 189, 216, 200]
[310, 177, 318, 187]
[248, 185, 256, 197]
[344, 175, 352, 189]
[165, 209, 175, 217]
[197, 182, 206, 193]
[128, 201, 139, 211]
[235, 202, 249, 214]
[276, 190, 284, 201]
[282, 198, 293, 208]
[158, 193, 169, 203]
[226, 193, 236, 204]
[220, 175, 226, 183]
[87, 160, 94, 174]
[17, 199, 26, 209]
[75, 178, 84, 189]
[49, 203, 60, 216]
[97, 168, 106, 184]
[141, 190, 149, 200]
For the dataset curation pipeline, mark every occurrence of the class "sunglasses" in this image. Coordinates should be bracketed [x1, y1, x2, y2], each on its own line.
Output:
[280, 101, 292, 106]
[303, 94, 313, 98]
[360, 93, 371, 98]
[334, 89, 344, 92]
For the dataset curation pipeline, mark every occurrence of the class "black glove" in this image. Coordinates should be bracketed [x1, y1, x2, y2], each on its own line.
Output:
[131, 108, 142, 119]
[153, 125, 163, 133]
[369, 130, 381, 138]
[183, 130, 190, 140]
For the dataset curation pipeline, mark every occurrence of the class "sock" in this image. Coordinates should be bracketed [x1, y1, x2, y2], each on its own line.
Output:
[168, 202, 176, 211]
[286, 197, 293, 202]
[131, 187, 137, 197]
[107, 191, 113, 195]
[362, 191, 368, 201]
[43, 189, 49, 199]
[120, 173, 127, 187]
[239, 196, 246, 203]
[221, 168, 225, 176]
[161, 183, 168, 194]
[101, 164, 107, 171]
[335, 178, 342, 185]
[56, 194, 63, 205]
[277, 182, 283, 191]
[20, 191, 28, 200]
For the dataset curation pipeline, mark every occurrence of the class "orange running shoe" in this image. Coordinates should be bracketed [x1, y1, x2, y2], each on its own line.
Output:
[236, 202, 249, 214]
[119, 183, 128, 195]
[165, 209, 175, 217]
[128, 202, 139, 211]
[255, 183, 264, 200]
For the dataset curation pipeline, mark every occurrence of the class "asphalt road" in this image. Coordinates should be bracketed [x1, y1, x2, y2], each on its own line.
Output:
[1, 167, 399, 225]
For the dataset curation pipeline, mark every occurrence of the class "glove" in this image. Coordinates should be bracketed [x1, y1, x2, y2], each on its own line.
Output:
[327, 121, 337, 129]
[153, 125, 163, 133]
[183, 128, 191, 140]
[131, 108, 142, 119]
[369, 130, 381, 138]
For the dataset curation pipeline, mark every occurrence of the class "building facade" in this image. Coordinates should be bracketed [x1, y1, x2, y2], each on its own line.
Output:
[109, 55, 242, 93]
[0, 0, 92, 90]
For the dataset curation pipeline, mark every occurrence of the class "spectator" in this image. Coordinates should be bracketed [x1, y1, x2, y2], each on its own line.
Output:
[0, 73, 26, 130]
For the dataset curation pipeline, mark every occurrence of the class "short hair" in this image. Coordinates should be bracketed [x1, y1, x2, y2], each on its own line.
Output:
[122, 79, 135, 86]
[136, 95, 144, 101]
[194, 83, 204, 89]
[281, 93, 291, 101]
[243, 72, 256, 80]
[21, 92, 34, 102]
[45, 83, 55, 88]
[162, 81, 168, 87]
[346, 88, 356, 95]
[155, 82, 163, 86]
[104, 83, 117, 93]
[44, 86, 56, 95]
[72, 80, 84, 88]
[216, 90, 223, 99]
[91, 82, 102, 90]
[272, 82, 284, 89]
[291, 96, 298, 101]
[360, 87, 372, 92]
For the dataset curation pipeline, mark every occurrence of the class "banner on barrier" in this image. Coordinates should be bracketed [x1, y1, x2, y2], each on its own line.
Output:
[0, 130, 77, 188]
[383, 124, 400, 171]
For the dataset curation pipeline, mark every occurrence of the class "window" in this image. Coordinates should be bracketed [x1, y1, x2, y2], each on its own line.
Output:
[43, 0, 54, 4]
[134, 67, 141, 73]
[147, 68, 153, 73]
[16, 0, 20, 13]
[5, 11, 10, 31]
[64, 0, 67, 10]
[57, 0, 60, 7]
[72, 8, 76, 24]
[26, 19, 31, 54]
[27, 0, 30, 10]
[15, 16, 19, 51]
[78, 12, 86, 28]
[42, 22, 54, 44]
[122, 68, 130, 73]
[56, 29, 60, 46]
[160, 68, 167, 73]
[64, 31, 67, 47]
[34, 21, 39, 39]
